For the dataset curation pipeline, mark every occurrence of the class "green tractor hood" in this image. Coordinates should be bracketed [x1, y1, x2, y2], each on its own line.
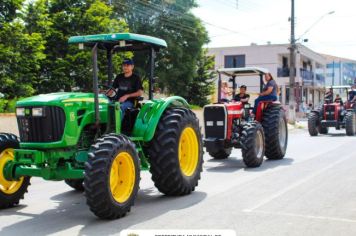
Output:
[16, 92, 109, 107]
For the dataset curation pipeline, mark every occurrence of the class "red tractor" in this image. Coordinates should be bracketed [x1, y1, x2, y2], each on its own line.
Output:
[308, 85, 356, 136]
[203, 67, 288, 168]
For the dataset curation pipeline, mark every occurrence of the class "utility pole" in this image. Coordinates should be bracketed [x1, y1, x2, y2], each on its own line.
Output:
[289, 0, 297, 124]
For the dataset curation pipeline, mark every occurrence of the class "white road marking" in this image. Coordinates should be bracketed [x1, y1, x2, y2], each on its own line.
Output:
[247, 210, 356, 224]
[244, 153, 354, 212]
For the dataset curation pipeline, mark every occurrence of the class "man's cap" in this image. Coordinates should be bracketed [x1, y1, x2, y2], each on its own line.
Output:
[122, 58, 134, 65]
[240, 85, 247, 89]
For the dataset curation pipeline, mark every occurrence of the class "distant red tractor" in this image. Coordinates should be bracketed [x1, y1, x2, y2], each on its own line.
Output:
[308, 85, 356, 136]
[203, 67, 288, 168]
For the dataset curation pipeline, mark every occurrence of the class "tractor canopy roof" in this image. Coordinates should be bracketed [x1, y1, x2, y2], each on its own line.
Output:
[217, 67, 269, 77]
[68, 33, 167, 51]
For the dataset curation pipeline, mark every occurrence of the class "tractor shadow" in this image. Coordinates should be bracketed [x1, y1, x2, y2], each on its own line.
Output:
[205, 157, 246, 172]
[0, 187, 207, 236]
[204, 155, 294, 173]
[319, 133, 349, 137]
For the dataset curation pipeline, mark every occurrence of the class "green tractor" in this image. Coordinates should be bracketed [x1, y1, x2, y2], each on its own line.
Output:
[0, 33, 203, 219]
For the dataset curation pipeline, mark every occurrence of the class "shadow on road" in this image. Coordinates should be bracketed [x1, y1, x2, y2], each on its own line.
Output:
[319, 133, 349, 137]
[245, 157, 294, 172]
[205, 156, 294, 173]
[0, 187, 207, 235]
[205, 158, 246, 172]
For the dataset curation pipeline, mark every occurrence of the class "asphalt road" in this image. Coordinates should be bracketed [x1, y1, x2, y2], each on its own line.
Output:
[1, 127, 356, 236]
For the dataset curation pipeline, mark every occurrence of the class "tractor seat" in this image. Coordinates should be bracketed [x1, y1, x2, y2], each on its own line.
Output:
[133, 96, 144, 108]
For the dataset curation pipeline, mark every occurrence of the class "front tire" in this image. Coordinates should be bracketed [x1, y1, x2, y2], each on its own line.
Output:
[146, 108, 203, 196]
[318, 126, 329, 134]
[208, 147, 231, 160]
[241, 122, 265, 168]
[262, 106, 288, 160]
[64, 179, 84, 191]
[0, 133, 30, 209]
[84, 134, 140, 219]
[345, 111, 356, 136]
[308, 112, 319, 136]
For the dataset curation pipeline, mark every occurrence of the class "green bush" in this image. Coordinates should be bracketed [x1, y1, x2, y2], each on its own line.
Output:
[0, 99, 7, 113]
[0, 98, 21, 113]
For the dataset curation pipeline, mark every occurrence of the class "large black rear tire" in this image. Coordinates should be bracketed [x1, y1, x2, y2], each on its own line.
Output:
[345, 111, 356, 136]
[84, 134, 140, 219]
[241, 122, 265, 168]
[0, 133, 30, 209]
[146, 108, 203, 196]
[208, 147, 231, 160]
[262, 105, 288, 160]
[64, 179, 84, 191]
[308, 112, 319, 136]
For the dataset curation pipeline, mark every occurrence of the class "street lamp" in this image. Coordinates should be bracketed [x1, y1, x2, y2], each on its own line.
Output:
[297, 11, 335, 42]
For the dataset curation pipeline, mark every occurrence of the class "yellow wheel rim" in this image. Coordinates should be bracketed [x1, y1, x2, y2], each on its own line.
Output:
[109, 152, 136, 204]
[0, 148, 24, 194]
[178, 127, 199, 177]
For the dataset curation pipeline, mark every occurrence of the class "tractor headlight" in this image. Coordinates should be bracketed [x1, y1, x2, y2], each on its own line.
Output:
[16, 108, 25, 116]
[32, 107, 44, 117]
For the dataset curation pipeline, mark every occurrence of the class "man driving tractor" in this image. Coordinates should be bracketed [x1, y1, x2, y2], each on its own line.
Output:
[233, 85, 250, 104]
[110, 58, 143, 115]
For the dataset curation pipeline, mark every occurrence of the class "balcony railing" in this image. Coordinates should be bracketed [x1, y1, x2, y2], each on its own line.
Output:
[277, 67, 292, 77]
[300, 68, 314, 86]
[315, 74, 325, 86]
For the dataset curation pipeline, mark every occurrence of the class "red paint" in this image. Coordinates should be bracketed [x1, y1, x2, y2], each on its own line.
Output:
[255, 101, 280, 122]
[225, 102, 243, 139]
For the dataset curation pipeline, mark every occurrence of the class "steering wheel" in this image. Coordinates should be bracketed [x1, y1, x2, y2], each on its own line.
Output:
[99, 84, 117, 99]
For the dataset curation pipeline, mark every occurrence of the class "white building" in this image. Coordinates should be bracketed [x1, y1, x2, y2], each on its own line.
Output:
[209, 43, 327, 111]
[323, 54, 356, 87]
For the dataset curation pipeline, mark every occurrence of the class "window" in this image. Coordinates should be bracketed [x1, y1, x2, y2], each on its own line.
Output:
[224, 55, 245, 68]
[282, 57, 288, 68]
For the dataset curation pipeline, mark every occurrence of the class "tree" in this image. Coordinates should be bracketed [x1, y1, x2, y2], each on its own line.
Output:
[186, 49, 215, 107]
[23, 0, 129, 93]
[113, 0, 211, 99]
[0, 0, 46, 99]
[0, 0, 24, 23]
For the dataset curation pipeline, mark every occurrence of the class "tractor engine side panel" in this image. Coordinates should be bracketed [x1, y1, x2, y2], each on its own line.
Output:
[204, 105, 227, 139]
[225, 103, 243, 140]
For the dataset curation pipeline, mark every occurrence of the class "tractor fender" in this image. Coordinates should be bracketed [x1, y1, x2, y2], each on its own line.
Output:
[131, 96, 190, 142]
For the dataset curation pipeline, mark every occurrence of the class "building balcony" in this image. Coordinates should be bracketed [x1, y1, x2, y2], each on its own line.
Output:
[315, 74, 325, 87]
[278, 67, 290, 77]
[300, 69, 314, 86]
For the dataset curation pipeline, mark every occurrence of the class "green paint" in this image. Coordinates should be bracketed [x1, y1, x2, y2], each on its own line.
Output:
[132, 96, 189, 142]
[68, 33, 167, 48]
[4, 33, 190, 182]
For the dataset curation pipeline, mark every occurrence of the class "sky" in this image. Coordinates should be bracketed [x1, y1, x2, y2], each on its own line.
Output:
[192, 0, 356, 60]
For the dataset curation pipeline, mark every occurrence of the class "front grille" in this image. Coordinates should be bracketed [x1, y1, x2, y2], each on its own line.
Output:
[17, 106, 66, 142]
[204, 105, 226, 139]
[324, 105, 336, 120]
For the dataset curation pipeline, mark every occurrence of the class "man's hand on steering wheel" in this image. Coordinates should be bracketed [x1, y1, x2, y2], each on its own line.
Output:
[98, 84, 117, 99]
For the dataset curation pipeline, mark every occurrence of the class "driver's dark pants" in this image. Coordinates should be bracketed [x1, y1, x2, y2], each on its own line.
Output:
[253, 95, 277, 114]
[120, 101, 134, 121]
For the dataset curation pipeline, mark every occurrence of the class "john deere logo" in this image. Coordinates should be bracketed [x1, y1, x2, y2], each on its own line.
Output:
[25, 109, 30, 115]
